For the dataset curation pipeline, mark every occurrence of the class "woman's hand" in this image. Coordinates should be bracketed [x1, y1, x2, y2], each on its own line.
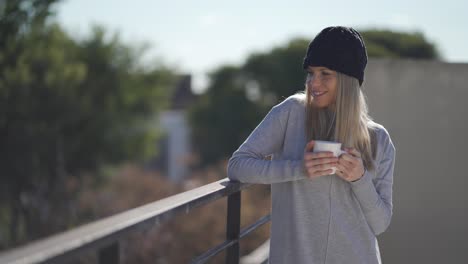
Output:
[335, 148, 365, 182]
[303, 140, 339, 179]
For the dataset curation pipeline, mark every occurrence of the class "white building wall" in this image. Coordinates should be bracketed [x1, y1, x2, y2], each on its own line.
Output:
[159, 110, 190, 182]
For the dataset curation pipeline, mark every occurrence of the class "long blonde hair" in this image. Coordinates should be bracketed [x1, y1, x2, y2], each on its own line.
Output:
[303, 72, 377, 170]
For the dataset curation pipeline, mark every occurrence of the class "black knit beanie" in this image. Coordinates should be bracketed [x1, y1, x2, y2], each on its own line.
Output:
[302, 26, 368, 86]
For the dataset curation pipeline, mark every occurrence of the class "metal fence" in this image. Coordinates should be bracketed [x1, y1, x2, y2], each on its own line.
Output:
[0, 178, 270, 264]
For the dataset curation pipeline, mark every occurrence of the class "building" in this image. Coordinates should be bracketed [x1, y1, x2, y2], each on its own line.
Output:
[151, 74, 198, 182]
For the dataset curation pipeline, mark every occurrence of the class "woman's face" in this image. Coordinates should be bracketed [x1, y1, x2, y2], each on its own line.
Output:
[306, 66, 338, 108]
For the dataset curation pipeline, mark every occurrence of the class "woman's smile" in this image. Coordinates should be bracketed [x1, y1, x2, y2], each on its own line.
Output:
[312, 90, 328, 97]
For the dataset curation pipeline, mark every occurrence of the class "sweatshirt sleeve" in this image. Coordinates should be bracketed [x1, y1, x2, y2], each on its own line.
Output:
[227, 98, 307, 184]
[349, 127, 395, 236]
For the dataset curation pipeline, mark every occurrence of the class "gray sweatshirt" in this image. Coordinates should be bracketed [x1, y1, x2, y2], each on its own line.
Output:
[227, 94, 395, 264]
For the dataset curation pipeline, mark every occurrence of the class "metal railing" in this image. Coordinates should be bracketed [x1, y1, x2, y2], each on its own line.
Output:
[0, 178, 271, 264]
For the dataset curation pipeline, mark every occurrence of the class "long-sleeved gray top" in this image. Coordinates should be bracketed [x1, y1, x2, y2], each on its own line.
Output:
[227, 94, 395, 264]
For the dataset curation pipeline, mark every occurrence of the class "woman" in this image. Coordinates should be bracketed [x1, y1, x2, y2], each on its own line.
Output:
[227, 26, 395, 264]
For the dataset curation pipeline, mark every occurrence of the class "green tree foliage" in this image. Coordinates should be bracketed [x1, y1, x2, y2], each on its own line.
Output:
[243, 38, 310, 103]
[189, 66, 262, 165]
[0, 0, 175, 248]
[190, 29, 440, 165]
[362, 29, 440, 59]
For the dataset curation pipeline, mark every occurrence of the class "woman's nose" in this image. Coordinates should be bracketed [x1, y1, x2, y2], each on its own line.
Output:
[307, 74, 321, 88]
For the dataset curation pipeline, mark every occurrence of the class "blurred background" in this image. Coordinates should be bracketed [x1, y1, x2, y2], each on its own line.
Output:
[1, 0, 467, 263]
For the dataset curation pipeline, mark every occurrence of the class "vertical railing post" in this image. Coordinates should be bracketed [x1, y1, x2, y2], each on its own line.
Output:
[226, 191, 241, 264]
[98, 241, 120, 264]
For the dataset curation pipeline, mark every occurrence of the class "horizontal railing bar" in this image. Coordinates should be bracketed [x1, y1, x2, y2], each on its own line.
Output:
[191, 214, 271, 264]
[0, 178, 251, 264]
[191, 240, 236, 264]
[239, 214, 271, 239]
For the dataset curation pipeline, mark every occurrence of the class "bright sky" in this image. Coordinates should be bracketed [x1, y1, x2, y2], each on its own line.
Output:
[56, 0, 468, 93]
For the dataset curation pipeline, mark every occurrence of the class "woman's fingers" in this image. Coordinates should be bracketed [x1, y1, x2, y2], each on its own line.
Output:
[306, 162, 337, 172]
[337, 149, 365, 182]
[304, 140, 315, 153]
[304, 148, 365, 181]
[336, 162, 348, 170]
[340, 153, 359, 164]
[338, 155, 355, 169]
[346, 148, 362, 158]
[304, 151, 334, 161]
[335, 163, 349, 176]
[304, 153, 339, 178]
[305, 157, 338, 167]
[335, 169, 349, 180]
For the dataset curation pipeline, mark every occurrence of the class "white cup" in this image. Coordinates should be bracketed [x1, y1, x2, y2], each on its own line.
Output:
[312, 140, 346, 174]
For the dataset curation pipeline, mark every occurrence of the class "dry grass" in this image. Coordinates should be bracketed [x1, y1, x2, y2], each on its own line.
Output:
[73, 160, 271, 263]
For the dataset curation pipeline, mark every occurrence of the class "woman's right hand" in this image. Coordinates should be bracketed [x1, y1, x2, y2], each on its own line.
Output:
[303, 140, 339, 179]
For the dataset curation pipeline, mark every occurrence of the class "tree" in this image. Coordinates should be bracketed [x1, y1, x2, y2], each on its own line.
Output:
[0, 0, 175, 248]
[1, 0, 66, 247]
[243, 38, 310, 103]
[188, 66, 262, 165]
[361, 29, 440, 59]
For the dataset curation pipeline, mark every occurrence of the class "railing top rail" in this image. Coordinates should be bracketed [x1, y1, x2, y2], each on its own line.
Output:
[0, 178, 251, 264]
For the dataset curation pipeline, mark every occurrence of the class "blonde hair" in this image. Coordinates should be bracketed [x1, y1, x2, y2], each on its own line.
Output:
[303, 72, 377, 170]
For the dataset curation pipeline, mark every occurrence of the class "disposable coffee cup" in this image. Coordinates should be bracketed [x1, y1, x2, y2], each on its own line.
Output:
[312, 140, 346, 174]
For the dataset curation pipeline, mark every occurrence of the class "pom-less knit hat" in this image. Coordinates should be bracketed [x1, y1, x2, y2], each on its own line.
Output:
[303, 26, 368, 86]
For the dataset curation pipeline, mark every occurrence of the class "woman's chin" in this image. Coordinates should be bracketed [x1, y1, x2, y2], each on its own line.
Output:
[312, 102, 328, 109]
[312, 99, 335, 110]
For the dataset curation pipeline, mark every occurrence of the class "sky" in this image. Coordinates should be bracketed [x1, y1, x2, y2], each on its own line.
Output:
[56, 0, 468, 93]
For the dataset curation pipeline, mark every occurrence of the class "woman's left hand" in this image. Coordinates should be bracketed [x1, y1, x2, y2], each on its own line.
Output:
[336, 148, 365, 182]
